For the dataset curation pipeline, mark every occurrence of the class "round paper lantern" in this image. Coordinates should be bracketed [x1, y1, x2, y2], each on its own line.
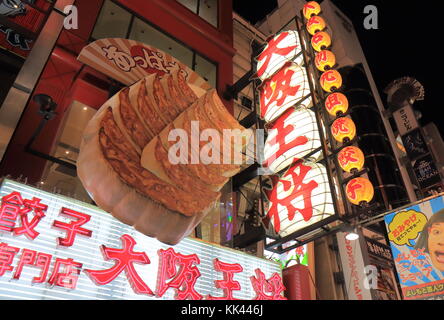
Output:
[311, 31, 331, 52]
[263, 108, 321, 173]
[256, 30, 304, 81]
[266, 162, 335, 237]
[315, 50, 336, 71]
[338, 146, 365, 173]
[307, 16, 326, 35]
[331, 117, 356, 143]
[325, 92, 348, 116]
[259, 62, 312, 123]
[303, 1, 321, 19]
[320, 70, 342, 92]
[346, 177, 374, 206]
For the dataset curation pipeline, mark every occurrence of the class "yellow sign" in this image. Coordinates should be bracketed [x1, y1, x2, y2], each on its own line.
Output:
[387, 210, 428, 246]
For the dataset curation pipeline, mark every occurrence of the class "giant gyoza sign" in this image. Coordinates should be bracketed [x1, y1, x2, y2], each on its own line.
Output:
[0, 179, 284, 300]
[257, 29, 335, 237]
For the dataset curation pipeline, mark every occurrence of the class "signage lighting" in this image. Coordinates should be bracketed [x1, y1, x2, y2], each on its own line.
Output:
[264, 162, 335, 237]
[263, 108, 321, 174]
[345, 177, 375, 206]
[256, 31, 304, 81]
[324, 92, 348, 117]
[259, 62, 312, 123]
[303, 2, 374, 207]
[0, 179, 284, 300]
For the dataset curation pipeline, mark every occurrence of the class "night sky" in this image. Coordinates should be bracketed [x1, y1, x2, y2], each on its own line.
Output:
[233, 0, 444, 137]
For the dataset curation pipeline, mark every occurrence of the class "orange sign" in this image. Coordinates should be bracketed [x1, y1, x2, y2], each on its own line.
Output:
[325, 92, 348, 117]
[306, 16, 326, 35]
[315, 50, 336, 72]
[303, 1, 322, 19]
[338, 146, 365, 173]
[311, 31, 331, 52]
[346, 178, 374, 206]
[331, 117, 356, 143]
[320, 70, 342, 92]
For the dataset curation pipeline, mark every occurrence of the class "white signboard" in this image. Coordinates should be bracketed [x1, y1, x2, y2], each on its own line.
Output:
[336, 232, 373, 300]
[393, 105, 419, 136]
[0, 179, 283, 300]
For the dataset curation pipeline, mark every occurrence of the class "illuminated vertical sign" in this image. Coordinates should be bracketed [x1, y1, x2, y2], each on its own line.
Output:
[256, 5, 335, 237]
[337, 231, 373, 300]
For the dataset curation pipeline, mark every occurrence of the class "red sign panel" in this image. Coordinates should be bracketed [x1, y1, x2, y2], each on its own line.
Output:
[0, 0, 50, 58]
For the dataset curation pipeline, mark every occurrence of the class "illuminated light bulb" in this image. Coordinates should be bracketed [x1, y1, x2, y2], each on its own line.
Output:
[345, 230, 360, 241]
[325, 92, 348, 117]
[346, 177, 374, 206]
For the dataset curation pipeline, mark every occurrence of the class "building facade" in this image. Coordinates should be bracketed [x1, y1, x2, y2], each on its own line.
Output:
[0, 0, 237, 243]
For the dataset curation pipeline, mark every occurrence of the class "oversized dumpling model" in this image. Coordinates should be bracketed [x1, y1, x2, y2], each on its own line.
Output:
[77, 69, 252, 245]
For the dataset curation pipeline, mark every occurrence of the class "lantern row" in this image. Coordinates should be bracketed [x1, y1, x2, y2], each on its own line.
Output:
[303, 1, 374, 207]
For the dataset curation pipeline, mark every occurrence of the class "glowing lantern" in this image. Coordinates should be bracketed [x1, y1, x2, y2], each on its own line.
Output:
[259, 62, 312, 123]
[346, 177, 374, 206]
[265, 161, 335, 237]
[306, 16, 326, 35]
[256, 30, 304, 81]
[311, 31, 331, 52]
[331, 117, 356, 143]
[264, 108, 321, 173]
[315, 50, 336, 71]
[320, 70, 342, 92]
[325, 92, 348, 116]
[303, 1, 321, 19]
[338, 146, 365, 173]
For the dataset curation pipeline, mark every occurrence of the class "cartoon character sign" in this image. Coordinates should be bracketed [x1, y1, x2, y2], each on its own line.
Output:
[384, 195, 444, 300]
[0, 0, 26, 17]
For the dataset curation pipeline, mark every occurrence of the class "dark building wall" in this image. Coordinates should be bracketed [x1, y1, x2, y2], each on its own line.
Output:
[339, 64, 410, 212]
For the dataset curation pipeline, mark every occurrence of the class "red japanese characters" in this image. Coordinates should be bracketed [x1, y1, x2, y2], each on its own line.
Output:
[263, 108, 321, 173]
[256, 31, 301, 81]
[0, 189, 286, 300]
[264, 162, 335, 237]
[259, 63, 311, 122]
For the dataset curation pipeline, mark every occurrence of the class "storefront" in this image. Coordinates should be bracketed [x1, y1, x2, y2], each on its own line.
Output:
[0, 178, 284, 300]
[0, 1, 292, 301]
[0, 0, 236, 243]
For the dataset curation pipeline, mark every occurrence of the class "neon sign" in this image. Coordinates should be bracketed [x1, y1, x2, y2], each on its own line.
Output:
[0, 179, 284, 300]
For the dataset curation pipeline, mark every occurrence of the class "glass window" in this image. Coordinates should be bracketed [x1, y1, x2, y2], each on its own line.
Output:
[176, 0, 218, 27]
[91, 1, 218, 88]
[42, 101, 97, 203]
[91, 0, 132, 40]
[199, 0, 218, 27]
[194, 53, 217, 88]
[129, 18, 194, 70]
